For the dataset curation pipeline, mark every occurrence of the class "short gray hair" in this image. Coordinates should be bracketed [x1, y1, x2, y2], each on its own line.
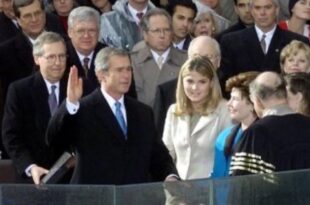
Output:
[68, 6, 100, 30]
[95, 47, 129, 72]
[249, 0, 279, 7]
[249, 73, 286, 101]
[33, 32, 66, 56]
[140, 8, 172, 32]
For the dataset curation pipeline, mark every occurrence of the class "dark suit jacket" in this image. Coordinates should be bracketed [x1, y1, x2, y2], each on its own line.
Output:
[0, 13, 66, 45]
[182, 35, 191, 50]
[219, 26, 309, 84]
[66, 41, 105, 90]
[46, 88, 177, 185]
[1, 72, 67, 178]
[215, 19, 249, 42]
[153, 78, 177, 138]
[0, 13, 19, 44]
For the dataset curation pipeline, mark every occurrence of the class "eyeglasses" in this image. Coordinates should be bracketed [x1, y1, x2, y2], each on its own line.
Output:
[148, 28, 172, 35]
[41, 54, 67, 63]
[73, 28, 98, 37]
[20, 10, 43, 21]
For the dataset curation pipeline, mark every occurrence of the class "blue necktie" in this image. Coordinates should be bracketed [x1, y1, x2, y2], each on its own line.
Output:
[48, 85, 57, 116]
[115, 101, 127, 137]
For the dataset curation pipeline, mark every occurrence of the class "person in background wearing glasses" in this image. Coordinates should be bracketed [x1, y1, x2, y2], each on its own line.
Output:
[130, 8, 187, 107]
[0, 0, 65, 44]
[0, 0, 66, 160]
[2, 32, 68, 184]
[66, 6, 106, 93]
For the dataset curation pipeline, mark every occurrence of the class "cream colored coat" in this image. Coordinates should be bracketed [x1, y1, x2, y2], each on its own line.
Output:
[162, 100, 232, 180]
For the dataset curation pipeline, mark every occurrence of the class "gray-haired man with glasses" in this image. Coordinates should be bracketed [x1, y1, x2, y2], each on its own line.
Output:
[130, 8, 187, 107]
[2, 32, 68, 184]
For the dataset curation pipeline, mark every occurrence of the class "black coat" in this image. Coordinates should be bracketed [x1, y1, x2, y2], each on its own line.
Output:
[2, 72, 67, 177]
[46, 88, 177, 184]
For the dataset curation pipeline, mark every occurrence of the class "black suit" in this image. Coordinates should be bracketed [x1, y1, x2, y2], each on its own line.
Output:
[182, 35, 191, 50]
[0, 13, 66, 45]
[215, 19, 249, 42]
[0, 13, 19, 44]
[0, 33, 34, 159]
[153, 78, 177, 138]
[46, 89, 177, 185]
[1, 72, 67, 179]
[219, 26, 309, 85]
[66, 41, 105, 91]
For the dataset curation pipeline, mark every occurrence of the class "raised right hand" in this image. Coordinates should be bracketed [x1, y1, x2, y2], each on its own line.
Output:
[67, 65, 83, 104]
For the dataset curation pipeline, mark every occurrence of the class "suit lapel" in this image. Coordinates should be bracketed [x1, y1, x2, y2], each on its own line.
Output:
[263, 27, 282, 67]
[92, 89, 127, 141]
[245, 28, 266, 69]
[191, 113, 215, 137]
[15, 33, 34, 73]
[32, 72, 51, 128]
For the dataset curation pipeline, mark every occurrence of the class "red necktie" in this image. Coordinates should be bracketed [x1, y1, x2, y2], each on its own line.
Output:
[136, 12, 144, 21]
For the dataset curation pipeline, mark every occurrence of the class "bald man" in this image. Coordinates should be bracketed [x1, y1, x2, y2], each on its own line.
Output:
[153, 36, 221, 138]
[230, 71, 310, 176]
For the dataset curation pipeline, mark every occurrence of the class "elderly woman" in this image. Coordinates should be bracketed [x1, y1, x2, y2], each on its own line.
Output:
[278, 0, 310, 40]
[280, 40, 310, 74]
[212, 71, 259, 178]
[285, 72, 310, 116]
[162, 56, 231, 180]
[191, 9, 218, 37]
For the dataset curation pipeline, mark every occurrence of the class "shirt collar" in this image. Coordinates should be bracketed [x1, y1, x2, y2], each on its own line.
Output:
[173, 38, 186, 50]
[150, 48, 171, 65]
[127, 3, 147, 24]
[100, 87, 125, 110]
[254, 24, 276, 40]
[77, 51, 94, 67]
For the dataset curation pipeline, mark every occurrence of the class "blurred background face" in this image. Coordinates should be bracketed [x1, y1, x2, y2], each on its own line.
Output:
[16, 0, 46, 39]
[1, 0, 15, 19]
[199, 0, 219, 9]
[235, 0, 254, 25]
[143, 15, 172, 54]
[172, 5, 195, 41]
[53, 0, 74, 16]
[192, 13, 215, 37]
[183, 70, 213, 107]
[227, 88, 254, 122]
[91, 0, 110, 12]
[35, 42, 66, 83]
[250, 0, 279, 32]
[283, 50, 310, 74]
[68, 19, 99, 55]
[291, 0, 310, 20]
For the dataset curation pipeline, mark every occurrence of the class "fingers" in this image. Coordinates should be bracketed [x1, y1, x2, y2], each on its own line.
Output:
[31, 165, 49, 185]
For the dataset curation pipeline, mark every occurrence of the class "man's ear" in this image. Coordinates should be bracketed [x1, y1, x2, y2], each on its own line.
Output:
[96, 70, 107, 83]
[34, 55, 40, 66]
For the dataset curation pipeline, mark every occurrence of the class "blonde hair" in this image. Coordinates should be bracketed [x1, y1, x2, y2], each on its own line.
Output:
[280, 40, 310, 73]
[174, 56, 222, 116]
[191, 10, 217, 37]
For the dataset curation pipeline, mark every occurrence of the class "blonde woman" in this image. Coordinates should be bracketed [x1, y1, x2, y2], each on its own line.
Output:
[280, 40, 310, 74]
[162, 56, 232, 180]
[192, 10, 218, 37]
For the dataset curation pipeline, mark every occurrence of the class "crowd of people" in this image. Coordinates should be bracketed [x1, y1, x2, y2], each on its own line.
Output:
[0, 0, 309, 186]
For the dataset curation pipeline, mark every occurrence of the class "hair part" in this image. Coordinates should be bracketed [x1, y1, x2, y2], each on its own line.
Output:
[13, 0, 44, 18]
[33, 31, 66, 56]
[94, 47, 129, 72]
[226, 71, 260, 103]
[175, 55, 222, 116]
[280, 40, 310, 73]
[140, 8, 172, 32]
[166, 0, 197, 18]
[68, 6, 100, 30]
